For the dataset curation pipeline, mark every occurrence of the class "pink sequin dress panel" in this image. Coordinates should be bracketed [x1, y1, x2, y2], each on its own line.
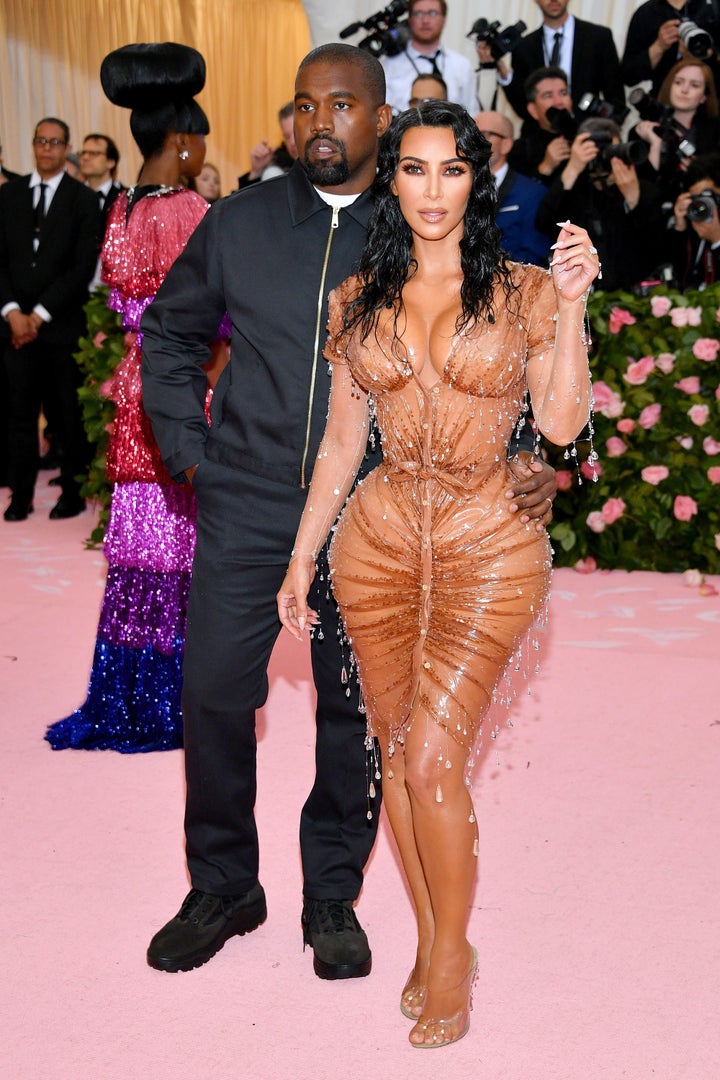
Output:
[101, 189, 209, 484]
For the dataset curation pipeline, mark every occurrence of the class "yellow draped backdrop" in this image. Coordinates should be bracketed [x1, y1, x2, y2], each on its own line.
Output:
[0, 0, 311, 192]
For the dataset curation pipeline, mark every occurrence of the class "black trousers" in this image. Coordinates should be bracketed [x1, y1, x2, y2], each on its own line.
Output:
[3, 336, 89, 503]
[182, 459, 380, 899]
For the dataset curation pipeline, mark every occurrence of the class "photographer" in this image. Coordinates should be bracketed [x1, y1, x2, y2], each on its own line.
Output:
[622, 0, 720, 96]
[667, 152, 720, 287]
[380, 1, 476, 114]
[500, 1, 625, 124]
[633, 59, 720, 203]
[535, 117, 665, 290]
[507, 66, 574, 185]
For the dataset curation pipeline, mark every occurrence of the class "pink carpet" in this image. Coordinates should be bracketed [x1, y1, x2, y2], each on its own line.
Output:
[2, 475, 718, 1080]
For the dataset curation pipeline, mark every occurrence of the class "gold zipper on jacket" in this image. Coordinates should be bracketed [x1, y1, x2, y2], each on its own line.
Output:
[301, 204, 340, 488]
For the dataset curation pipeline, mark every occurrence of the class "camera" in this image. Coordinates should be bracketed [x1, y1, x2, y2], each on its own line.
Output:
[677, 19, 714, 59]
[686, 188, 720, 222]
[628, 88, 697, 164]
[340, 1, 410, 59]
[545, 106, 578, 141]
[466, 18, 526, 61]
[575, 93, 629, 127]
[585, 130, 649, 178]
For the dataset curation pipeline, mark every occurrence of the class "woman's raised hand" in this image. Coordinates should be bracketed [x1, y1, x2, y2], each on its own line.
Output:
[549, 221, 601, 303]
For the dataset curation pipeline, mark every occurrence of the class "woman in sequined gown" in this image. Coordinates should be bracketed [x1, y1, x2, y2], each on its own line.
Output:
[46, 44, 217, 752]
[278, 103, 597, 1048]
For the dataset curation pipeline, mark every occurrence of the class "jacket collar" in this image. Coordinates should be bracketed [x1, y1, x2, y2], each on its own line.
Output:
[286, 161, 375, 229]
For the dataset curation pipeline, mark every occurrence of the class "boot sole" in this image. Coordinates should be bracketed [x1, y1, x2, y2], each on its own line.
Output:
[312, 953, 372, 980]
[147, 899, 268, 973]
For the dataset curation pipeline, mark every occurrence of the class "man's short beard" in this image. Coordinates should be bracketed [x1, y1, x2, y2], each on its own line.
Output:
[302, 151, 350, 188]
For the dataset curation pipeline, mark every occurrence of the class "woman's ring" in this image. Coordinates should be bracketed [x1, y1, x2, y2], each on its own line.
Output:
[588, 245, 598, 256]
[545, 497, 552, 506]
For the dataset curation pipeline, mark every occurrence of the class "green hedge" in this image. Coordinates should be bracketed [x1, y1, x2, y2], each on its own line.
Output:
[75, 289, 124, 547]
[546, 283, 720, 574]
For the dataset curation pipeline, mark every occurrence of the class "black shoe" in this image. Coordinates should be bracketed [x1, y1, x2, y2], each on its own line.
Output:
[302, 899, 372, 980]
[49, 495, 85, 520]
[4, 499, 34, 522]
[147, 883, 267, 973]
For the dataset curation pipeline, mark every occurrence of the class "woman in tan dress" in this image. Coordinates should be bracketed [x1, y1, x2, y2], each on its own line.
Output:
[278, 101, 597, 1048]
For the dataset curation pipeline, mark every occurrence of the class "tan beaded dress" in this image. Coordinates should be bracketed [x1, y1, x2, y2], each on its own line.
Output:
[325, 263, 556, 756]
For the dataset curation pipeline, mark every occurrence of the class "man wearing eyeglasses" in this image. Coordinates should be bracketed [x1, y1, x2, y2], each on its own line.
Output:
[0, 117, 101, 522]
[381, 0, 476, 115]
[80, 134, 123, 223]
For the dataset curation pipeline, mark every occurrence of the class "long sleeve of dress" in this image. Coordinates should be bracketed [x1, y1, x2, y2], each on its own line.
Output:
[290, 286, 370, 562]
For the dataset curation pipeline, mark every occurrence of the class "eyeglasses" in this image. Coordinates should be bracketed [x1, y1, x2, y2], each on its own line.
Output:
[79, 150, 105, 157]
[410, 9, 443, 19]
[33, 137, 66, 147]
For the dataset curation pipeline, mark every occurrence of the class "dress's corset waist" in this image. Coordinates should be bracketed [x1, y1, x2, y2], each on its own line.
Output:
[385, 459, 502, 500]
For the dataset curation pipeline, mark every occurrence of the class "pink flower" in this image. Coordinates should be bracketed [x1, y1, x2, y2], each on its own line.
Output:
[92, 331, 107, 348]
[609, 306, 637, 334]
[674, 376, 701, 394]
[592, 380, 625, 418]
[605, 436, 627, 457]
[555, 470, 573, 491]
[703, 437, 720, 455]
[688, 404, 710, 426]
[656, 352, 676, 374]
[99, 379, 114, 398]
[686, 306, 702, 327]
[638, 403, 662, 429]
[617, 418, 636, 434]
[624, 355, 656, 385]
[601, 497, 626, 525]
[708, 466, 720, 484]
[693, 338, 720, 362]
[574, 556, 597, 574]
[676, 436, 694, 450]
[586, 511, 606, 533]
[641, 466, 669, 485]
[581, 459, 602, 481]
[683, 568, 704, 587]
[670, 307, 689, 327]
[673, 495, 698, 522]
[650, 296, 672, 317]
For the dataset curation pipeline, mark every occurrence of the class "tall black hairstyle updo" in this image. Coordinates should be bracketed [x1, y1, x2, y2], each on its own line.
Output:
[100, 42, 210, 160]
[343, 100, 516, 343]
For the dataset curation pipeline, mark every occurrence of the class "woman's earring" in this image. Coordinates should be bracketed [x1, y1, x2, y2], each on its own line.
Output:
[179, 149, 190, 161]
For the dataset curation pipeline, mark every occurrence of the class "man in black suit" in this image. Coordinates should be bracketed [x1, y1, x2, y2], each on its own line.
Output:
[0, 117, 101, 521]
[79, 133, 123, 223]
[501, 0, 625, 121]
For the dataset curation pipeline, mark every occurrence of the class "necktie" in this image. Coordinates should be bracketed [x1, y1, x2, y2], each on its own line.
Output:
[97, 189, 105, 210]
[550, 32, 563, 67]
[421, 51, 442, 79]
[33, 182, 47, 244]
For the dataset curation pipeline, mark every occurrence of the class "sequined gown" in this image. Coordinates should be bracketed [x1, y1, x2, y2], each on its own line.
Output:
[326, 265, 555, 754]
[46, 188, 210, 751]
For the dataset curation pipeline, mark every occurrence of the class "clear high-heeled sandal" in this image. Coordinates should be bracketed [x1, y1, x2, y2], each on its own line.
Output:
[409, 946, 478, 1049]
[400, 971, 427, 1019]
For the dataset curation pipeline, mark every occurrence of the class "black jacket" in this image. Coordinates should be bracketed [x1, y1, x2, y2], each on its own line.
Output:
[141, 162, 376, 488]
[0, 172, 101, 345]
[505, 18, 625, 120]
